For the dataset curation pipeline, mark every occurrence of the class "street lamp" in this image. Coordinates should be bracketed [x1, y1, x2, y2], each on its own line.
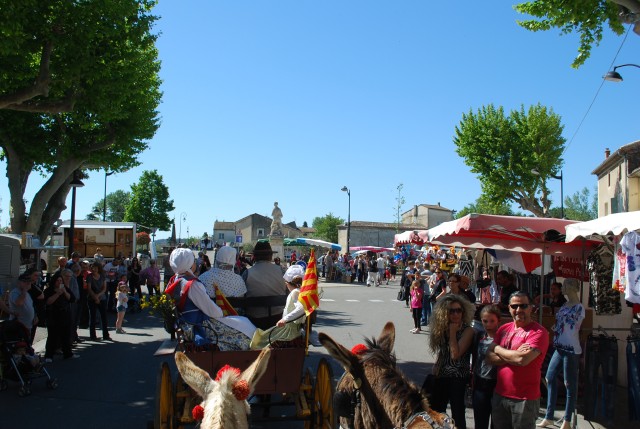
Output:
[531, 168, 563, 219]
[604, 63, 640, 82]
[179, 212, 187, 244]
[103, 170, 115, 221]
[341, 186, 351, 255]
[68, 171, 85, 256]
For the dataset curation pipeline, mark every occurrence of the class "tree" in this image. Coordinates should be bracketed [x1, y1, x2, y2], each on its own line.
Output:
[312, 213, 345, 244]
[394, 183, 406, 233]
[561, 186, 598, 221]
[124, 170, 174, 232]
[86, 190, 131, 222]
[514, 0, 637, 68]
[454, 103, 565, 217]
[302, 221, 308, 228]
[456, 195, 518, 219]
[0, 1, 162, 241]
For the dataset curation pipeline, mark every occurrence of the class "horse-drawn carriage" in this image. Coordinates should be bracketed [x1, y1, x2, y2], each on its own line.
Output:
[152, 295, 336, 429]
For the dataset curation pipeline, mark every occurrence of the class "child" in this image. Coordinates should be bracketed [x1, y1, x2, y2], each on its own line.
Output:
[115, 275, 129, 334]
[409, 280, 424, 333]
[250, 265, 306, 349]
[471, 304, 501, 429]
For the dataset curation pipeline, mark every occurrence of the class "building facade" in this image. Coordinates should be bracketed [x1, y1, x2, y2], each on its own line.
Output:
[337, 221, 426, 251]
[400, 203, 454, 227]
[592, 142, 640, 216]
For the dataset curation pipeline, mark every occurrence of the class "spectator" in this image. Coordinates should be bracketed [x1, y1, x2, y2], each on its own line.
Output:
[162, 255, 174, 288]
[533, 281, 567, 311]
[9, 272, 36, 342]
[376, 254, 386, 285]
[103, 257, 121, 311]
[431, 269, 448, 302]
[472, 304, 501, 429]
[43, 270, 77, 362]
[93, 248, 105, 266]
[87, 262, 111, 341]
[140, 259, 161, 296]
[25, 269, 45, 345]
[241, 241, 287, 329]
[66, 251, 81, 268]
[486, 291, 549, 429]
[325, 250, 334, 282]
[496, 270, 518, 312]
[199, 245, 247, 298]
[428, 294, 476, 429]
[53, 256, 68, 277]
[128, 257, 143, 300]
[366, 255, 379, 287]
[68, 263, 83, 344]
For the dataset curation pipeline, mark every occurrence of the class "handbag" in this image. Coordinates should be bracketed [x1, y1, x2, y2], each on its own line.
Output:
[397, 289, 404, 301]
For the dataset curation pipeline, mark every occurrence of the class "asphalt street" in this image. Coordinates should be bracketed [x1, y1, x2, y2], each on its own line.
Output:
[2, 274, 628, 428]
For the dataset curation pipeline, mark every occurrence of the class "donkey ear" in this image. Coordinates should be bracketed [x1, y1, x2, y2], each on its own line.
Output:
[240, 347, 271, 393]
[319, 332, 360, 373]
[175, 351, 215, 397]
[377, 321, 396, 355]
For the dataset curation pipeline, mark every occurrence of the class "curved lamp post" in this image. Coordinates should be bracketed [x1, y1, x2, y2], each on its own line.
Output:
[103, 170, 115, 221]
[341, 186, 351, 255]
[604, 63, 640, 82]
[179, 212, 187, 244]
[532, 168, 563, 219]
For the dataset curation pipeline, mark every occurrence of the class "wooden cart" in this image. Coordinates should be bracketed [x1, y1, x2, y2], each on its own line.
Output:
[153, 296, 335, 429]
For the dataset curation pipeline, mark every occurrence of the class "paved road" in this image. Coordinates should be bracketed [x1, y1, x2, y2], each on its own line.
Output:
[2, 276, 628, 428]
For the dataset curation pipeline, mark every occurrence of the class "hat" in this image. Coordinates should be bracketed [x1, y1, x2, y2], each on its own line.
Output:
[253, 241, 274, 257]
[283, 265, 305, 283]
[82, 260, 90, 265]
[216, 246, 237, 266]
[421, 270, 432, 276]
[18, 272, 32, 282]
[563, 278, 580, 292]
[170, 248, 195, 275]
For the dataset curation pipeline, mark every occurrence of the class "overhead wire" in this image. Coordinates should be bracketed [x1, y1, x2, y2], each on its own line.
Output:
[563, 24, 633, 155]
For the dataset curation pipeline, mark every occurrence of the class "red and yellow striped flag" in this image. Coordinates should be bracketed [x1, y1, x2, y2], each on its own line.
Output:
[299, 249, 320, 316]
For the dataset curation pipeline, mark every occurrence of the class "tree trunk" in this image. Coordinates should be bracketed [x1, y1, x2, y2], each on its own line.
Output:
[4, 144, 31, 234]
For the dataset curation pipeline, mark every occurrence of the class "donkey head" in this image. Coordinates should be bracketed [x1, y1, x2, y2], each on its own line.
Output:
[175, 348, 271, 429]
[319, 321, 455, 429]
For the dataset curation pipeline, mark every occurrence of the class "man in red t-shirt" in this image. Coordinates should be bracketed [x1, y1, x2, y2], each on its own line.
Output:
[486, 291, 549, 429]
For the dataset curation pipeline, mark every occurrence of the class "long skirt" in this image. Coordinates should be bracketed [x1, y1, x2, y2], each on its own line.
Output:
[250, 322, 303, 349]
[202, 318, 251, 351]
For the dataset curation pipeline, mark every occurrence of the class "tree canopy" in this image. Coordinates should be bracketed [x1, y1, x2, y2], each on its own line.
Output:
[312, 213, 345, 244]
[454, 103, 565, 217]
[0, 0, 161, 240]
[455, 195, 518, 219]
[560, 186, 598, 221]
[124, 170, 174, 232]
[514, 0, 638, 68]
[86, 190, 131, 222]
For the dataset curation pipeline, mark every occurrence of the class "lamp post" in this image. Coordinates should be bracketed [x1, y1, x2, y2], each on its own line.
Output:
[531, 168, 563, 218]
[179, 212, 187, 244]
[604, 63, 640, 82]
[341, 186, 351, 255]
[68, 171, 85, 256]
[103, 170, 115, 222]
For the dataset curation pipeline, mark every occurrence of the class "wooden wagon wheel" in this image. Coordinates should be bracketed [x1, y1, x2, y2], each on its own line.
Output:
[155, 362, 174, 429]
[313, 358, 336, 429]
[302, 368, 315, 429]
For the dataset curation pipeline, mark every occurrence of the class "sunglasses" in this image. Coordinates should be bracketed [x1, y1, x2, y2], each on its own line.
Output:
[448, 308, 463, 314]
[509, 304, 530, 310]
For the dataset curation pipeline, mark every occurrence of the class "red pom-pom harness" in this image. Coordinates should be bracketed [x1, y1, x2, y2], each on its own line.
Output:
[192, 404, 204, 420]
[351, 344, 367, 356]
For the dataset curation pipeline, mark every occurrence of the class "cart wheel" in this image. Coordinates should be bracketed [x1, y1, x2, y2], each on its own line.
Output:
[0, 379, 7, 391]
[303, 368, 314, 429]
[155, 362, 174, 429]
[173, 372, 189, 428]
[313, 358, 336, 429]
[46, 378, 59, 389]
[18, 386, 31, 397]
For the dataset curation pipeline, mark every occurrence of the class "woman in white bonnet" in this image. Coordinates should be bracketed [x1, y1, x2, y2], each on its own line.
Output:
[165, 248, 255, 351]
[250, 264, 307, 349]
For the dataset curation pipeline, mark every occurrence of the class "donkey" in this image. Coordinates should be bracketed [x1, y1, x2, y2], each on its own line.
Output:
[174, 348, 271, 429]
[319, 321, 455, 429]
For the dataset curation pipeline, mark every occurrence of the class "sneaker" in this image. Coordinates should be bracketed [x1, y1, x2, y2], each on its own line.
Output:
[116, 328, 126, 334]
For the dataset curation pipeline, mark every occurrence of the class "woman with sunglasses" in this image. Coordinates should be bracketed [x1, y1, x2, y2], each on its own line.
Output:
[428, 294, 476, 429]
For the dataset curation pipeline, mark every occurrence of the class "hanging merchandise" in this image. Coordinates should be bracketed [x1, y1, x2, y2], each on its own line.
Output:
[613, 238, 627, 293]
[588, 246, 622, 315]
[584, 333, 618, 423]
[621, 231, 640, 304]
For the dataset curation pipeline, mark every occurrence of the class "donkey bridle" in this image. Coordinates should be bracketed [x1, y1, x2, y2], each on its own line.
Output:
[335, 373, 454, 429]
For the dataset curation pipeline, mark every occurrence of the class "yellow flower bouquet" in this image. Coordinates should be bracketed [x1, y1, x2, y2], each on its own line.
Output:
[141, 294, 177, 334]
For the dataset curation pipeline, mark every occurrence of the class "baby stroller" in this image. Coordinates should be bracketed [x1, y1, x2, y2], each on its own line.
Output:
[127, 294, 141, 313]
[0, 320, 58, 396]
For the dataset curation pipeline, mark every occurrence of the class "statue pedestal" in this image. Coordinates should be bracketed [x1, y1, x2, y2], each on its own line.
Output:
[270, 235, 284, 263]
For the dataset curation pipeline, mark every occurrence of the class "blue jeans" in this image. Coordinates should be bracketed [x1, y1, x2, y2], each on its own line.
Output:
[628, 341, 640, 420]
[472, 377, 496, 429]
[584, 335, 617, 422]
[421, 294, 432, 324]
[544, 348, 579, 422]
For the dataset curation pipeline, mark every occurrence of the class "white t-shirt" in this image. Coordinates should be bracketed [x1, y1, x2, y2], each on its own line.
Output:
[621, 231, 640, 304]
[116, 291, 128, 309]
[553, 303, 585, 354]
[376, 257, 386, 270]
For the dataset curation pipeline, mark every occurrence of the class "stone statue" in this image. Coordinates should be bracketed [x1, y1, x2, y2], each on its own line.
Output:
[270, 202, 283, 236]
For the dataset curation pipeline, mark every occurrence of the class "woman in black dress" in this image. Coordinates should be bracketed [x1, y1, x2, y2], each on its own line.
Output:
[43, 270, 76, 362]
[128, 258, 142, 300]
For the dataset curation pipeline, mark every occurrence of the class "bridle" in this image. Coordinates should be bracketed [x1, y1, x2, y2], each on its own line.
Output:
[335, 373, 454, 429]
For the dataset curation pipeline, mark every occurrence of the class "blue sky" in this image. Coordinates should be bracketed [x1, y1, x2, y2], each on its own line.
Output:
[1, 1, 638, 240]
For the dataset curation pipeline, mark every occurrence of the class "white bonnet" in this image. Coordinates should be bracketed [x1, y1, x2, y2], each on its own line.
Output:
[283, 265, 305, 283]
[216, 246, 237, 266]
[170, 248, 195, 275]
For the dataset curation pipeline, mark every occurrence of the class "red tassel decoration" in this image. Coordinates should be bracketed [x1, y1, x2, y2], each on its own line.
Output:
[232, 379, 250, 401]
[351, 344, 367, 356]
[192, 404, 204, 420]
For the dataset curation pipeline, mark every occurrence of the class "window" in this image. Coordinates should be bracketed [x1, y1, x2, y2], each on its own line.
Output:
[218, 233, 224, 239]
[257, 228, 264, 237]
